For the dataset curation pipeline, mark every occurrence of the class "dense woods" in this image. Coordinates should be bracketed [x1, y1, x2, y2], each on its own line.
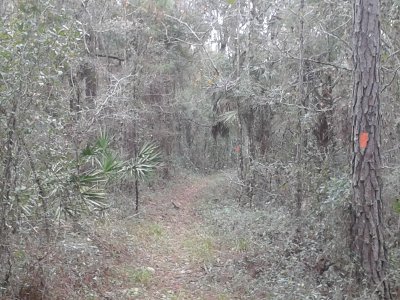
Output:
[1, 0, 400, 299]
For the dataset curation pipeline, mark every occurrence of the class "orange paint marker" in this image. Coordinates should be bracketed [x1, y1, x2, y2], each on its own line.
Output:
[360, 132, 368, 149]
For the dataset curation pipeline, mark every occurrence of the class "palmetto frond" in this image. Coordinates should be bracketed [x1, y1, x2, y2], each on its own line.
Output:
[67, 134, 161, 216]
[95, 130, 112, 153]
[74, 170, 107, 185]
[81, 144, 97, 157]
[218, 110, 238, 125]
[80, 185, 107, 201]
[124, 142, 162, 180]
[68, 133, 119, 214]
[99, 152, 123, 175]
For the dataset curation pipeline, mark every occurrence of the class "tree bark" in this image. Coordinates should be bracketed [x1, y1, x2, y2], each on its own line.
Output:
[351, 0, 391, 298]
[295, 0, 305, 216]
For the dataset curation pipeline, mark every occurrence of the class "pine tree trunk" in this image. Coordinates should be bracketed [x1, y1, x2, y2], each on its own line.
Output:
[351, 0, 391, 298]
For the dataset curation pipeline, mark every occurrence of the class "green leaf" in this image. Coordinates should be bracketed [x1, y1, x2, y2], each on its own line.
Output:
[81, 144, 97, 157]
[0, 32, 11, 40]
[74, 170, 107, 185]
[394, 200, 400, 214]
[95, 131, 111, 152]
[81, 187, 107, 201]
[100, 152, 122, 174]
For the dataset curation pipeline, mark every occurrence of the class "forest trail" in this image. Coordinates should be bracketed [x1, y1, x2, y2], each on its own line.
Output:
[101, 173, 241, 300]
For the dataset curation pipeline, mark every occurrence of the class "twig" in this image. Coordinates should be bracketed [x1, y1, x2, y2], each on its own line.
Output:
[318, 23, 352, 53]
[381, 65, 400, 94]
[95, 53, 125, 62]
[272, 43, 352, 71]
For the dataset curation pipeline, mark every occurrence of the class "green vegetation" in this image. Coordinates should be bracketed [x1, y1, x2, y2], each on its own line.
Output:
[127, 267, 154, 285]
[1, 0, 400, 299]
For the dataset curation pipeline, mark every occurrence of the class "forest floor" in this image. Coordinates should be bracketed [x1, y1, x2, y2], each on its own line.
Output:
[46, 171, 358, 299]
[80, 172, 244, 300]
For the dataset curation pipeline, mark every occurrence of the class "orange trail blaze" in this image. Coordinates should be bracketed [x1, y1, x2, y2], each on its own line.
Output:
[359, 132, 368, 149]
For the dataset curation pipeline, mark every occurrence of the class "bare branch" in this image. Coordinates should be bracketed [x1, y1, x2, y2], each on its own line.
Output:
[318, 22, 352, 53]
[381, 65, 400, 94]
[95, 53, 125, 62]
[164, 14, 220, 76]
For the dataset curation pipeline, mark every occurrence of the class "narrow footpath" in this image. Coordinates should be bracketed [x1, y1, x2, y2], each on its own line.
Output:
[100, 173, 240, 299]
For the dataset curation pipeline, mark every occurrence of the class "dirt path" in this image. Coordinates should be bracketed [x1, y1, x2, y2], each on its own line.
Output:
[140, 177, 214, 298]
[105, 174, 238, 299]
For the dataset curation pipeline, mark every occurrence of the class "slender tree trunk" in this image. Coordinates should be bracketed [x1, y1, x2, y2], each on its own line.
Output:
[135, 178, 139, 212]
[295, 0, 305, 216]
[352, 0, 391, 298]
[133, 115, 139, 212]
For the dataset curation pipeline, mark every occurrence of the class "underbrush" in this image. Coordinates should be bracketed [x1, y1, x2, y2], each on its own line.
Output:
[1, 198, 167, 299]
[0, 170, 217, 299]
[195, 172, 389, 299]
[2, 169, 399, 299]
[2, 215, 147, 299]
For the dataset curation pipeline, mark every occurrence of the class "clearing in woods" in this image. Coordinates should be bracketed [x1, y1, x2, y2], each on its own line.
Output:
[97, 172, 247, 299]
